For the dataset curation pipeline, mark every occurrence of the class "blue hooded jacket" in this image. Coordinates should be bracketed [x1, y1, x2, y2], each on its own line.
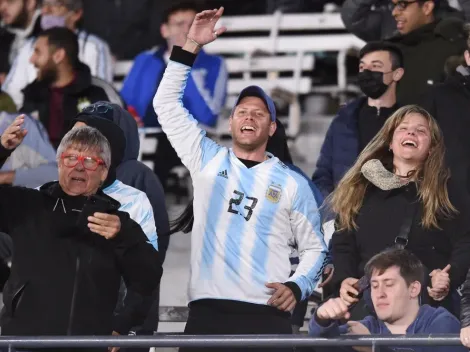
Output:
[121, 46, 227, 128]
[309, 304, 465, 352]
[312, 97, 366, 197]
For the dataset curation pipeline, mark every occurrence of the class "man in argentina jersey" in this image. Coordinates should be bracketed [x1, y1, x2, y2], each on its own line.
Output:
[153, 7, 328, 349]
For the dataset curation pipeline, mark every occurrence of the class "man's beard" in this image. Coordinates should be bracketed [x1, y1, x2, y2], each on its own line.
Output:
[10, 3, 30, 29]
[38, 61, 58, 85]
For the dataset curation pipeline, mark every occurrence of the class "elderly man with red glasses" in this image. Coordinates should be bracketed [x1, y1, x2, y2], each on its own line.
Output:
[0, 115, 162, 349]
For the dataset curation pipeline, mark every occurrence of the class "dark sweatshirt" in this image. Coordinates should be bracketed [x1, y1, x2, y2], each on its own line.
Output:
[309, 304, 465, 352]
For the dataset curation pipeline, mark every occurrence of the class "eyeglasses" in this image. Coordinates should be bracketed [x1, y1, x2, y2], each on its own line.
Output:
[81, 103, 115, 121]
[61, 153, 105, 171]
[390, 0, 420, 11]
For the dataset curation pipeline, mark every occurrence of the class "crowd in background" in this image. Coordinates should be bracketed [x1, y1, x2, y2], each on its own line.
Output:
[1, 0, 470, 351]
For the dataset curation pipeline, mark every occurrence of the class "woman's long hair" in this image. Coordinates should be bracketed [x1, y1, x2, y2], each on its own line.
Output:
[330, 104, 456, 232]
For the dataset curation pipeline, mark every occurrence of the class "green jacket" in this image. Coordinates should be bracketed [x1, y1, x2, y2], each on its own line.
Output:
[0, 91, 16, 113]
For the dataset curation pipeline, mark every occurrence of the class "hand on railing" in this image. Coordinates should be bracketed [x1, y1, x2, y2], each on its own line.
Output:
[461, 326, 470, 348]
[345, 321, 372, 352]
[109, 331, 120, 352]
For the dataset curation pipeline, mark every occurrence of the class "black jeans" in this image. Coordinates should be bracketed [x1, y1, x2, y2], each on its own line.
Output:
[180, 300, 293, 352]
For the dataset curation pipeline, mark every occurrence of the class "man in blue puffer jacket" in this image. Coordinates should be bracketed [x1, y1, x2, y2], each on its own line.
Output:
[120, 2, 227, 189]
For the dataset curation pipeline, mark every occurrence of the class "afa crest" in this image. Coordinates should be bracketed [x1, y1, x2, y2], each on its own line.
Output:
[266, 183, 282, 203]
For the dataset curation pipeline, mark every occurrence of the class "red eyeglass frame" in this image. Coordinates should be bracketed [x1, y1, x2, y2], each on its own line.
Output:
[60, 153, 105, 171]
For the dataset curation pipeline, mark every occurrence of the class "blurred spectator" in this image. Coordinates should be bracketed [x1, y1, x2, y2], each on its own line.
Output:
[0, 112, 57, 188]
[341, 0, 468, 41]
[312, 42, 404, 197]
[83, 102, 170, 262]
[3, 0, 113, 109]
[383, 0, 466, 105]
[20, 27, 110, 148]
[0, 0, 41, 81]
[328, 105, 470, 317]
[310, 248, 465, 352]
[80, 0, 169, 60]
[121, 1, 227, 189]
[418, 24, 470, 217]
[460, 266, 470, 347]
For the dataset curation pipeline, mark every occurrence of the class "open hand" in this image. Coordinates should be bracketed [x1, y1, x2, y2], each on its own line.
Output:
[88, 213, 121, 239]
[187, 7, 227, 47]
[1, 115, 27, 150]
[266, 282, 296, 312]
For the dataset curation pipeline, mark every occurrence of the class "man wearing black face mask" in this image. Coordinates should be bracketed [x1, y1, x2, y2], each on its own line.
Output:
[312, 42, 404, 197]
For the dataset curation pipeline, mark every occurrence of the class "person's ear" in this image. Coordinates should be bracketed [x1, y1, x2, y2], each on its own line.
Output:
[393, 68, 405, 82]
[465, 50, 470, 66]
[52, 48, 66, 65]
[269, 120, 277, 137]
[68, 9, 83, 28]
[409, 281, 421, 298]
[422, 0, 435, 16]
[26, 0, 37, 13]
[161, 23, 169, 39]
[100, 168, 109, 183]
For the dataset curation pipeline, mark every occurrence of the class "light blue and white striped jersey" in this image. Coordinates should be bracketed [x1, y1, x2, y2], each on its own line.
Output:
[154, 59, 328, 305]
[103, 180, 158, 250]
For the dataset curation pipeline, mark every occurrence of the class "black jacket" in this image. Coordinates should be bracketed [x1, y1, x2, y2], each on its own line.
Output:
[20, 62, 109, 147]
[418, 70, 470, 197]
[81, 0, 164, 59]
[0, 145, 162, 338]
[461, 268, 470, 327]
[386, 18, 466, 105]
[330, 183, 470, 303]
[341, 0, 466, 42]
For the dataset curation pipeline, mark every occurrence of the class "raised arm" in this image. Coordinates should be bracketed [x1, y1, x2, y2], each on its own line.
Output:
[152, 8, 227, 176]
